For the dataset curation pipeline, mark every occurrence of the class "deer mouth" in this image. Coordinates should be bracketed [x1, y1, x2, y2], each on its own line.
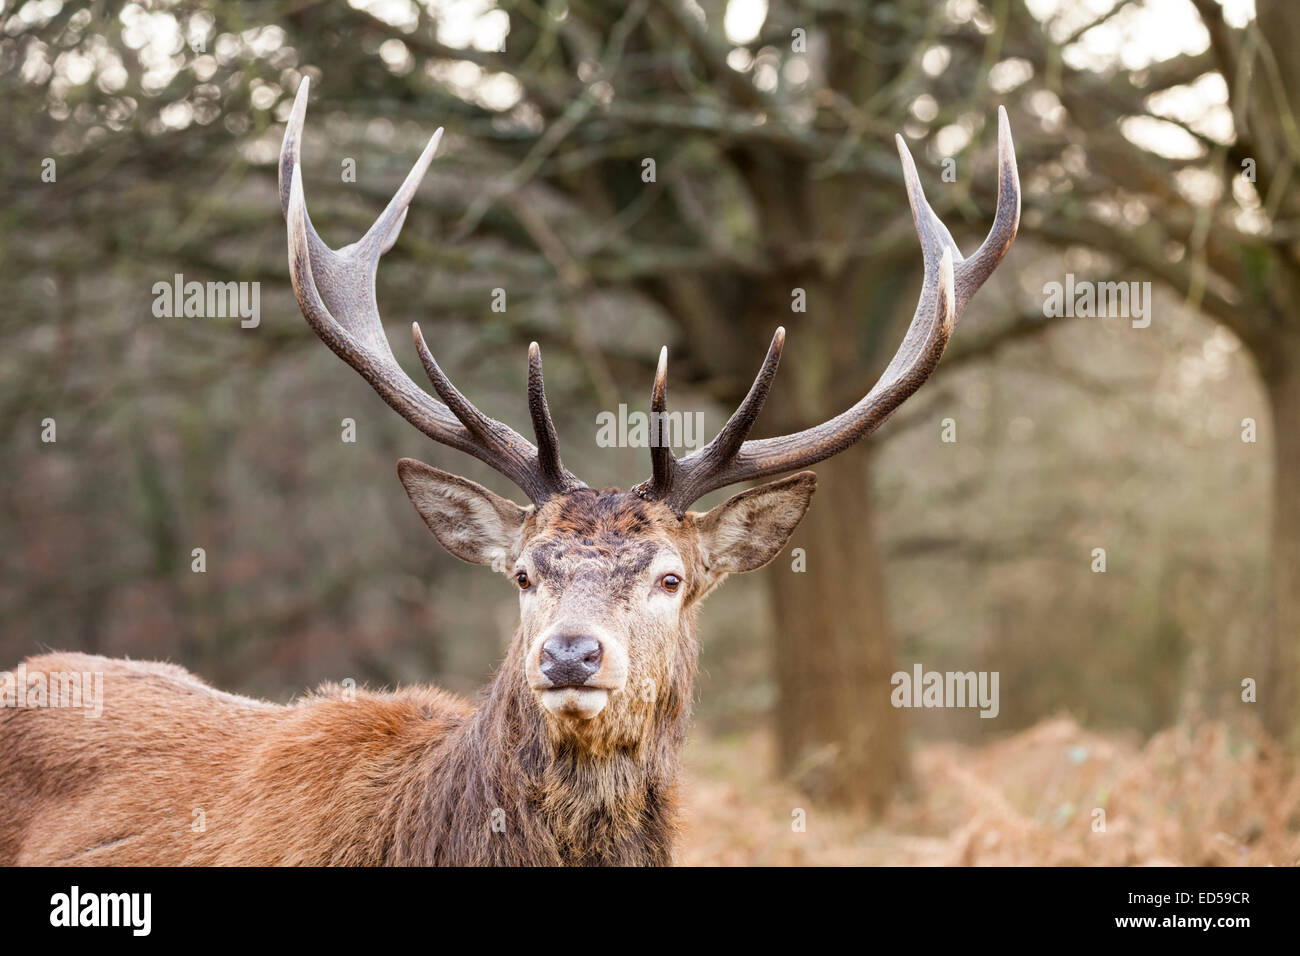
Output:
[539, 686, 609, 720]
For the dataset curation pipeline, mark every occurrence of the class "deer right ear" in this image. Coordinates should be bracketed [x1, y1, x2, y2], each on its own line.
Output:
[397, 458, 530, 571]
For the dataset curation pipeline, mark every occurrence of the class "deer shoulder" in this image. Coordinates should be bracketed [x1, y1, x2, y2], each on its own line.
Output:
[0, 652, 472, 865]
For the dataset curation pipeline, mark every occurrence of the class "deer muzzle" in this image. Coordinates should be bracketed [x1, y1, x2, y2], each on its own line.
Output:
[528, 626, 627, 720]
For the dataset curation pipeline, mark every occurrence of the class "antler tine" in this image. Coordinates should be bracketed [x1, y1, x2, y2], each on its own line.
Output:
[897, 105, 1020, 315]
[527, 343, 575, 489]
[644, 347, 674, 494]
[646, 110, 1018, 514]
[282, 78, 583, 505]
[278, 78, 325, 260]
[280, 78, 443, 262]
[365, 127, 442, 258]
[411, 323, 511, 443]
[641, 328, 784, 506]
[686, 327, 783, 480]
[957, 105, 1020, 306]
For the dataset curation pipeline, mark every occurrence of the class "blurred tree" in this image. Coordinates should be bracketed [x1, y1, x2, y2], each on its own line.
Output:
[985, 0, 1300, 748]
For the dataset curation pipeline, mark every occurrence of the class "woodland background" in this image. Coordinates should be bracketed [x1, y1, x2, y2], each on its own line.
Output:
[2, 0, 1298, 864]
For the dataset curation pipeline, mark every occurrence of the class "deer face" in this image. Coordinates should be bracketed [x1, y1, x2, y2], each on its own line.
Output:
[398, 459, 816, 739]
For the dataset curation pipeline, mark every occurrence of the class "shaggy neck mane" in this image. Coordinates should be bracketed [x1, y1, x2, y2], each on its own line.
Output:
[389, 623, 697, 866]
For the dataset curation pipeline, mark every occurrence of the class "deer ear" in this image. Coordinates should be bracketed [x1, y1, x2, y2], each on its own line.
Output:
[397, 458, 530, 571]
[692, 472, 816, 582]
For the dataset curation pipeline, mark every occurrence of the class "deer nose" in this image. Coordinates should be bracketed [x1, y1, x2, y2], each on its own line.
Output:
[540, 633, 603, 687]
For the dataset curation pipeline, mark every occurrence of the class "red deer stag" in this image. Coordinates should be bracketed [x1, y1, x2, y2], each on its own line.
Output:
[0, 79, 1018, 866]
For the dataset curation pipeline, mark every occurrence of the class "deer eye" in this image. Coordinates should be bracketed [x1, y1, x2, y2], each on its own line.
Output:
[514, 571, 531, 590]
[660, 573, 682, 594]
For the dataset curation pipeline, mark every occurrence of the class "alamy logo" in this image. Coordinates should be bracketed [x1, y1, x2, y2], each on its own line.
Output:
[0, 663, 103, 718]
[152, 274, 260, 328]
[595, 404, 705, 449]
[1042, 273, 1151, 328]
[890, 663, 999, 718]
[50, 886, 151, 936]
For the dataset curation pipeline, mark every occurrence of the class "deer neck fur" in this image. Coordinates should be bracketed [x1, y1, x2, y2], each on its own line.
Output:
[391, 621, 698, 866]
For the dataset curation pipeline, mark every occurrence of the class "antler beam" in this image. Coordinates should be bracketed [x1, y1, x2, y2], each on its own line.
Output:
[280, 78, 582, 505]
[637, 107, 1021, 514]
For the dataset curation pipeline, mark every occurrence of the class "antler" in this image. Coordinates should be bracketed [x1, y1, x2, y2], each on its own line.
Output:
[280, 78, 583, 505]
[638, 107, 1020, 515]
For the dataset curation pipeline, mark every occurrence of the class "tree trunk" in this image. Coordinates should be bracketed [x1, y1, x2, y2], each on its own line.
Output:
[650, 247, 915, 812]
[1263, 345, 1300, 749]
[768, 444, 907, 812]
[734, 263, 913, 813]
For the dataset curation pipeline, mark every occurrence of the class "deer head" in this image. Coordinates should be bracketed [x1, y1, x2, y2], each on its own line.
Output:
[279, 79, 1019, 750]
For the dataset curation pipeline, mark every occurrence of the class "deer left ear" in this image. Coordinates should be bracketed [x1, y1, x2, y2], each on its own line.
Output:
[692, 472, 816, 583]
